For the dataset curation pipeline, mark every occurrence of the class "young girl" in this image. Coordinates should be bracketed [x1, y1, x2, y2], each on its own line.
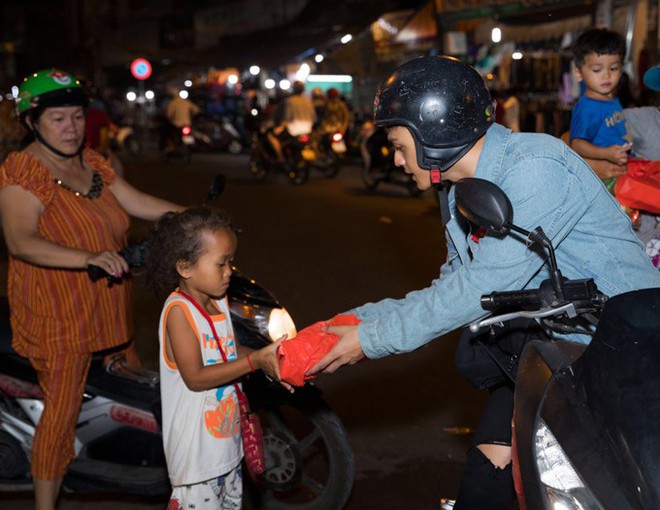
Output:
[147, 207, 286, 509]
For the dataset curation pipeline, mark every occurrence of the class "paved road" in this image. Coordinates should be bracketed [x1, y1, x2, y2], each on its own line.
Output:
[1, 151, 487, 509]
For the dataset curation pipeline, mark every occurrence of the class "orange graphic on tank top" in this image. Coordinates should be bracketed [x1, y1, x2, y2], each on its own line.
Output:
[204, 395, 239, 438]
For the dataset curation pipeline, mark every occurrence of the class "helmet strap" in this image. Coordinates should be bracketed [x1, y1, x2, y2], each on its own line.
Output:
[432, 174, 452, 226]
[31, 125, 84, 160]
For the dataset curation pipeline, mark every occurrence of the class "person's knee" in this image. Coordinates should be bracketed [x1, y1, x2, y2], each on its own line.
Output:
[477, 443, 511, 469]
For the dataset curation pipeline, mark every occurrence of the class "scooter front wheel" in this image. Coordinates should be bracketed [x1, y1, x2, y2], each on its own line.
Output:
[249, 156, 269, 181]
[0, 430, 29, 480]
[227, 138, 243, 155]
[320, 152, 340, 179]
[288, 159, 309, 185]
[361, 165, 380, 190]
[245, 399, 354, 510]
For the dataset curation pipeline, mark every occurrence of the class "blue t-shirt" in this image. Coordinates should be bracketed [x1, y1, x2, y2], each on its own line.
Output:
[570, 96, 629, 147]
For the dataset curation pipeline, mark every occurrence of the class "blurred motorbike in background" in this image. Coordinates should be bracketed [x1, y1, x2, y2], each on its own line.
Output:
[190, 114, 244, 155]
[109, 124, 142, 156]
[304, 128, 344, 179]
[249, 129, 311, 185]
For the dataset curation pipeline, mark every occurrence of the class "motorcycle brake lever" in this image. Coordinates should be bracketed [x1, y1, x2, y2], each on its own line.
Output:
[468, 303, 577, 333]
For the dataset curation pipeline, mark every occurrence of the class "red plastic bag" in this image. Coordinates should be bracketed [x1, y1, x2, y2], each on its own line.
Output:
[278, 314, 361, 386]
[614, 159, 660, 214]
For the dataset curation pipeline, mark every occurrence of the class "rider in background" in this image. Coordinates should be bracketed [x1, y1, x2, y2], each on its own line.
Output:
[266, 81, 316, 162]
[85, 90, 124, 176]
[164, 86, 201, 153]
[320, 88, 350, 137]
[311, 87, 326, 119]
[0, 68, 184, 510]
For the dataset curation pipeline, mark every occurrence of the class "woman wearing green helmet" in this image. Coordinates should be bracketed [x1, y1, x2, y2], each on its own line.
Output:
[0, 68, 185, 510]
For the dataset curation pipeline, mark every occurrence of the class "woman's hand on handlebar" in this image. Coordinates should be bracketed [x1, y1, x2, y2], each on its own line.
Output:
[86, 251, 130, 278]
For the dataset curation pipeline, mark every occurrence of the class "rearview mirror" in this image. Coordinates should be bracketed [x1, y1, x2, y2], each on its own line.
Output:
[454, 178, 513, 234]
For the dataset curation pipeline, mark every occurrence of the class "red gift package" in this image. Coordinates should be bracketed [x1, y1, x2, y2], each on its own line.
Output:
[277, 314, 360, 386]
[614, 159, 660, 214]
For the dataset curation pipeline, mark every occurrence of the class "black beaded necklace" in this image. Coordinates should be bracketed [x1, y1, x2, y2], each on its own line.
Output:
[53, 171, 104, 199]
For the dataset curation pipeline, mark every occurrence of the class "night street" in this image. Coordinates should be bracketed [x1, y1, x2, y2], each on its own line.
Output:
[2, 150, 487, 509]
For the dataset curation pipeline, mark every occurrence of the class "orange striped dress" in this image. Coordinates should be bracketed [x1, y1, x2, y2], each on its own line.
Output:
[0, 149, 132, 358]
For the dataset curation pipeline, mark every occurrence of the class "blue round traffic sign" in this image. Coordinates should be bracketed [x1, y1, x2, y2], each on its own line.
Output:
[131, 58, 152, 80]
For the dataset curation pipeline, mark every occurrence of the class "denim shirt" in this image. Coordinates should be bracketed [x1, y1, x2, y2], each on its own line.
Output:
[354, 124, 660, 359]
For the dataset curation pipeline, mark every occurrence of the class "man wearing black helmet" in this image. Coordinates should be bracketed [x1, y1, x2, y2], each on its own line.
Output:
[308, 56, 660, 509]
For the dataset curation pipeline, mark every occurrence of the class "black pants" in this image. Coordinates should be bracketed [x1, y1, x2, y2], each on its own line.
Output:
[453, 320, 548, 510]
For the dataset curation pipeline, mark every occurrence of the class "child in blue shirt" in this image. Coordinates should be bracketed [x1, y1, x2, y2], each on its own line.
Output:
[570, 28, 632, 188]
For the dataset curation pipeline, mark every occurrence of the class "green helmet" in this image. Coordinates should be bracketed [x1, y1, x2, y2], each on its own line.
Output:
[16, 68, 88, 119]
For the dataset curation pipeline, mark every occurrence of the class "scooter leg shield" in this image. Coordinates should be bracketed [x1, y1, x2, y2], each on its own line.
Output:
[453, 447, 516, 510]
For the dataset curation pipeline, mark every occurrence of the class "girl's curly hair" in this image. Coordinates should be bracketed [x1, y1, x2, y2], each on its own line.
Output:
[146, 206, 234, 300]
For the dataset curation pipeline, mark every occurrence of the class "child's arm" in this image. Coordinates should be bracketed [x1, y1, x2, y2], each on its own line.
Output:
[571, 138, 631, 165]
[165, 305, 286, 391]
[582, 158, 627, 180]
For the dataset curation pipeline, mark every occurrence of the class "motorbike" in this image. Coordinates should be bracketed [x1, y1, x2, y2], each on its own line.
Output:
[0, 176, 355, 509]
[108, 123, 142, 156]
[305, 128, 343, 179]
[360, 124, 422, 197]
[455, 177, 660, 510]
[249, 128, 311, 185]
[189, 114, 244, 155]
[163, 124, 194, 165]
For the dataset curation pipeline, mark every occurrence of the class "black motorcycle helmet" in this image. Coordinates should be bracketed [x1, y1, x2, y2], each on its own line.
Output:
[374, 56, 495, 172]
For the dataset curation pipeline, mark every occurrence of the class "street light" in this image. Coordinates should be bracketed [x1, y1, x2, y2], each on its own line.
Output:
[315, 54, 324, 63]
[145, 90, 155, 100]
[341, 34, 352, 44]
[264, 78, 275, 89]
[227, 74, 239, 85]
[296, 62, 310, 81]
[184, 79, 193, 87]
[279, 79, 291, 90]
[249, 65, 260, 75]
[491, 27, 502, 43]
[179, 90, 189, 99]
[126, 91, 137, 101]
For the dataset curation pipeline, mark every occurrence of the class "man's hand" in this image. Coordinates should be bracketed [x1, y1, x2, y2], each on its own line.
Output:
[306, 325, 365, 375]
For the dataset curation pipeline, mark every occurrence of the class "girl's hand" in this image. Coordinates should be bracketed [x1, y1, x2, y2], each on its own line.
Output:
[251, 335, 294, 392]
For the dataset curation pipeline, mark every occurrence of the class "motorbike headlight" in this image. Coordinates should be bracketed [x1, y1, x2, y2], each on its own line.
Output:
[229, 303, 297, 342]
[534, 418, 604, 509]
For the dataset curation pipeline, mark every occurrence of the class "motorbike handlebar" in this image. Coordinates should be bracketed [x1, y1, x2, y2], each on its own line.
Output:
[88, 243, 149, 282]
[480, 289, 542, 312]
[471, 278, 607, 334]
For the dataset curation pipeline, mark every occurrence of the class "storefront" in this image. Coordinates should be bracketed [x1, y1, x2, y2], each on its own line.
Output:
[433, 0, 656, 133]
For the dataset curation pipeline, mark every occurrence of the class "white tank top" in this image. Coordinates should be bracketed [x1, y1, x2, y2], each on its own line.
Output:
[158, 293, 242, 486]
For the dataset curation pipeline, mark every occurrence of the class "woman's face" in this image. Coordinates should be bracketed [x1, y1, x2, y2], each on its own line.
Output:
[32, 106, 86, 154]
